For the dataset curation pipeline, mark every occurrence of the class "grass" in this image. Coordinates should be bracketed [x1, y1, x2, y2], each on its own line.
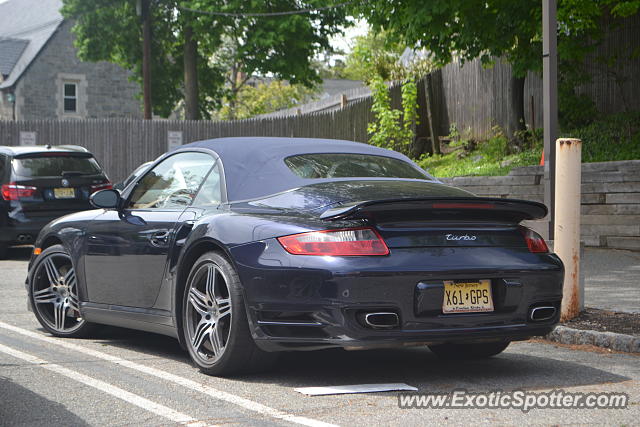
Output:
[562, 111, 640, 163]
[418, 111, 640, 178]
[418, 132, 543, 178]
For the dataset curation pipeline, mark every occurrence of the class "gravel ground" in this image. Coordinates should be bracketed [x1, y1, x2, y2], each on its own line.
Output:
[565, 308, 640, 337]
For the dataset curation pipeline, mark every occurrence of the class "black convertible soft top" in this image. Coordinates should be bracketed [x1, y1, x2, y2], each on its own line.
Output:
[181, 137, 436, 201]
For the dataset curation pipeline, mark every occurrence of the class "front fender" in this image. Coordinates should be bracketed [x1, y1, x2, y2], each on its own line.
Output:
[27, 209, 105, 299]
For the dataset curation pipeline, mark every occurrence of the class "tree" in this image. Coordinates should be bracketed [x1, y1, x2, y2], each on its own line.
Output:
[356, 0, 637, 137]
[62, 0, 348, 120]
[62, 0, 225, 118]
[367, 76, 418, 156]
[193, 0, 348, 119]
[214, 80, 317, 120]
[341, 30, 405, 82]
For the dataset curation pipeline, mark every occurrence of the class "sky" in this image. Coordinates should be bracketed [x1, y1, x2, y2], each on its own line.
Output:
[327, 19, 369, 63]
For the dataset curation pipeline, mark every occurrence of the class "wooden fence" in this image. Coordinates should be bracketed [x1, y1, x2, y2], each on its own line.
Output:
[431, 61, 543, 139]
[0, 97, 375, 182]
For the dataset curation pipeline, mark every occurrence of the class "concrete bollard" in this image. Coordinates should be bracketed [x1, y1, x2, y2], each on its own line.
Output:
[554, 138, 582, 322]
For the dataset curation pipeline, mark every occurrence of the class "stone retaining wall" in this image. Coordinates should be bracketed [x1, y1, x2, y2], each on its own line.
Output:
[439, 160, 640, 250]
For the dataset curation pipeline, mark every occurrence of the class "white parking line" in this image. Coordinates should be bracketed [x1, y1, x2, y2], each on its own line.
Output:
[0, 342, 212, 427]
[0, 321, 337, 427]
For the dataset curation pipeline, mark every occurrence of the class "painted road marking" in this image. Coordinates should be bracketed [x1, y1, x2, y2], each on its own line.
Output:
[0, 321, 337, 427]
[0, 342, 213, 427]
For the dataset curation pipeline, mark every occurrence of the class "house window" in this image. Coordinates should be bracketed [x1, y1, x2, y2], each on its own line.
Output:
[63, 82, 77, 113]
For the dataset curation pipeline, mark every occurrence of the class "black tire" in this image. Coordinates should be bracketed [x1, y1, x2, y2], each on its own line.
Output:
[181, 251, 278, 376]
[428, 341, 510, 360]
[0, 243, 7, 260]
[29, 244, 97, 338]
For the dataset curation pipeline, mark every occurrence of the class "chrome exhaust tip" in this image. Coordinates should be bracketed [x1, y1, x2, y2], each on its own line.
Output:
[530, 306, 556, 322]
[364, 312, 400, 329]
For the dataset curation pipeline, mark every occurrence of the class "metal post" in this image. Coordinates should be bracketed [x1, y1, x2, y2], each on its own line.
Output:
[555, 138, 582, 322]
[543, 0, 558, 240]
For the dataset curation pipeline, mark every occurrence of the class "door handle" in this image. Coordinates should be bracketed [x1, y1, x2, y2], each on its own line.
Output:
[149, 231, 170, 246]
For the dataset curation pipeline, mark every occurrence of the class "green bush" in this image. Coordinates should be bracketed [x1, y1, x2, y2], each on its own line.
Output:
[418, 111, 639, 178]
[561, 111, 640, 162]
[419, 128, 542, 177]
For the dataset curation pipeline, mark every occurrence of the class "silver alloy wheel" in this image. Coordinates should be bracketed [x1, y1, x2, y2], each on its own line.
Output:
[185, 263, 232, 363]
[32, 252, 84, 333]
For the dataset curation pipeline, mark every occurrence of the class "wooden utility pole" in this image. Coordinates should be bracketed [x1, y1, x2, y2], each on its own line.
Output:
[183, 25, 199, 120]
[140, 0, 152, 120]
[424, 74, 440, 155]
[543, 0, 558, 239]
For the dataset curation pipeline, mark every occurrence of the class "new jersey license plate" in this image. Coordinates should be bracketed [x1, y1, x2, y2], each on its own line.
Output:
[54, 188, 75, 199]
[442, 279, 494, 313]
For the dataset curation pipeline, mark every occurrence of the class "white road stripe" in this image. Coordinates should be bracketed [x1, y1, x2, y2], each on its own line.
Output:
[0, 321, 337, 427]
[0, 342, 212, 427]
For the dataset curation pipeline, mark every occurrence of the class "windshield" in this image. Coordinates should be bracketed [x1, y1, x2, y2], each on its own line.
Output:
[284, 153, 430, 180]
[13, 155, 102, 178]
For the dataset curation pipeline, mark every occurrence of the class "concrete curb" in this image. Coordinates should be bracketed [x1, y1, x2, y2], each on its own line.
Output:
[546, 326, 640, 353]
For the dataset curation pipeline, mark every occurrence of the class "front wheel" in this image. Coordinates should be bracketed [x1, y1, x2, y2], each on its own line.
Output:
[29, 245, 96, 337]
[428, 341, 510, 360]
[181, 251, 278, 376]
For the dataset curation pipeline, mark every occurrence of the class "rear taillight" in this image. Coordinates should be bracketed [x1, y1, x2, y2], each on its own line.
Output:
[90, 182, 113, 193]
[1, 182, 37, 201]
[521, 227, 549, 253]
[277, 227, 390, 256]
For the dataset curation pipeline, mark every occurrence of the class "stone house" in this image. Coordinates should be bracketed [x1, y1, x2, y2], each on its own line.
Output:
[0, 0, 141, 120]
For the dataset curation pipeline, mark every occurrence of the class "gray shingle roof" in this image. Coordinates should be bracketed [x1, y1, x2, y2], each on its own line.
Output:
[0, 38, 29, 77]
[0, 0, 63, 89]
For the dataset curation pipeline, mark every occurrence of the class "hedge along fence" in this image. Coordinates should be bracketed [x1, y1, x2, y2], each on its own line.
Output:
[439, 160, 640, 251]
[0, 97, 374, 183]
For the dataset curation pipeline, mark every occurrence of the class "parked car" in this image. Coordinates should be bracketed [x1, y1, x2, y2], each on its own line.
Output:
[26, 137, 563, 376]
[0, 145, 111, 258]
[113, 161, 153, 191]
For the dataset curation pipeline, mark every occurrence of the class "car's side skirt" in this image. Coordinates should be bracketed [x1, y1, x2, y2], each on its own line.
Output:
[81, 302, 178, 339]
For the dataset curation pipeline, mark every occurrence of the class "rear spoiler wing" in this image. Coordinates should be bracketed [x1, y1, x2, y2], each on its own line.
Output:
[320, 197, 548, 223]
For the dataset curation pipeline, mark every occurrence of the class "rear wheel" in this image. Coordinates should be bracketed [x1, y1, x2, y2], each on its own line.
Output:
[428, 341, 510, 359]
[0, 243, 7, 260]
[182, 251, 278, 376]
[29, 245, 96, 337]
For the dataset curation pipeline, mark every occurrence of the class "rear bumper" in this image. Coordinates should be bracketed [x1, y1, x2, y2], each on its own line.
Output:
[0, 208, 85, 246]
[253, 324, 557, 352]
[0, 222, 46, 245]
[230, 241, 564, 352]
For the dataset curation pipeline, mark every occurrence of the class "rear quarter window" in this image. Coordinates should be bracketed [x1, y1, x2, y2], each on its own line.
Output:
[12, 155, 103, 178]
[284, 153, 430, 180]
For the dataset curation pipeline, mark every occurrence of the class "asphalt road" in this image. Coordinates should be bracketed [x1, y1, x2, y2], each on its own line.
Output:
[582, 248, 640, 314]
[1, 247, 638, 426]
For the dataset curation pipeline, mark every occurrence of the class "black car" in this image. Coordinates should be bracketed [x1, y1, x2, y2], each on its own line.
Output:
[0, 145, 111, 258]
[26, 137, 563, 376]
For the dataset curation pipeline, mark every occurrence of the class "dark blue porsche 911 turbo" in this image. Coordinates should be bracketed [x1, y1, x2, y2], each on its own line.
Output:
[26, 137, 563, 375]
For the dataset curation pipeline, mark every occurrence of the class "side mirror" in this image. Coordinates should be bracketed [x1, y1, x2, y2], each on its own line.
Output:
[90, 189, 121, 209]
